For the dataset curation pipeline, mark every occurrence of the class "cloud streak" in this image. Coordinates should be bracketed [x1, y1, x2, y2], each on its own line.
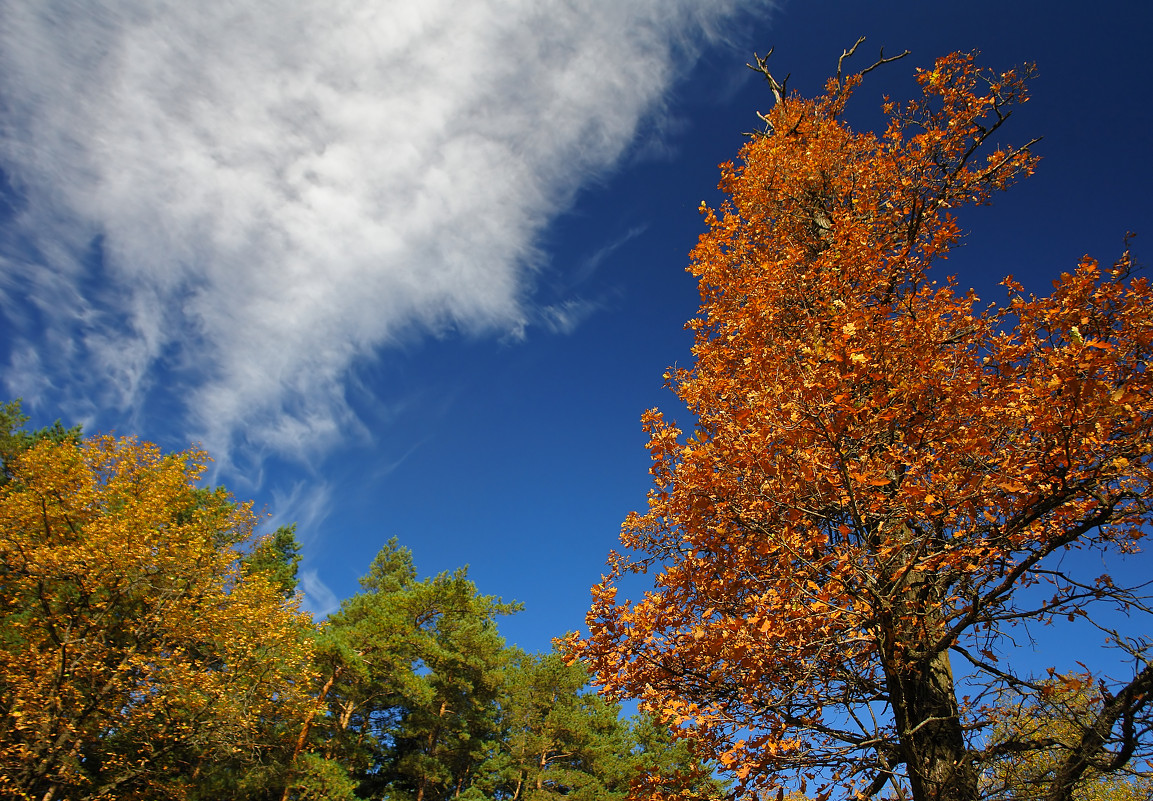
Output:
[0, 0, 769, 462]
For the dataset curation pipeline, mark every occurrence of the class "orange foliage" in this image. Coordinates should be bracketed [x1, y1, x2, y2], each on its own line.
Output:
[0, 436, 317, 800]
[571, 50, 1153, 801]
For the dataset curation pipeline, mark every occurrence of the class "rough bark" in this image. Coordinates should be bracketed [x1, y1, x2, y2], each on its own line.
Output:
[885, 645, 976, 801]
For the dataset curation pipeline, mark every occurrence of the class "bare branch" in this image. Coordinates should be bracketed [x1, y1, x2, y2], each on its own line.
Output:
[859, 46, 912, 78]
[836, 36, 868, 85]
[747, 47, 788, 106]
[837, 37, 910, 87]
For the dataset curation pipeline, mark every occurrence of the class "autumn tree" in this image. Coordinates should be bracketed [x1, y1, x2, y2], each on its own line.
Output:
[0, 399, 79, 485]
[0, 431, 318, 801]
[983, 673, 1153, 801]
[570, 43, 1153, 801]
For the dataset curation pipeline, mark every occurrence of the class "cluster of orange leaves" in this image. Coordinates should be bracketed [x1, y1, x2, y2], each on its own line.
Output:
[0, 436, 317, 800]
[569, 52, 1153, 799]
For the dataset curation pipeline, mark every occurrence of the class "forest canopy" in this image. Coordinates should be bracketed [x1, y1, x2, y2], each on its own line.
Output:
[0, 402, 718, 801]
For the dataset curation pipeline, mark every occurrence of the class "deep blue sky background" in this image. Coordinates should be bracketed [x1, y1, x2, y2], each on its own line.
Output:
[1, 0, 1150, 668]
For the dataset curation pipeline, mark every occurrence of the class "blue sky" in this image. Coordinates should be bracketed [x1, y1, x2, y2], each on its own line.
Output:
[1, 0, 1150, 662]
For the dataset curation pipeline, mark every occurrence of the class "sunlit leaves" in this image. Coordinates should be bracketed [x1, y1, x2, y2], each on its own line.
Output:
[573, 48, 1153, 801]
[0, 435, 317, 801]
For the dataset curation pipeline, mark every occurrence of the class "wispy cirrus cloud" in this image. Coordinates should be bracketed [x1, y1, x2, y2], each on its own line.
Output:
[0, 0, 772, 464]
[299, 569, 341, 620]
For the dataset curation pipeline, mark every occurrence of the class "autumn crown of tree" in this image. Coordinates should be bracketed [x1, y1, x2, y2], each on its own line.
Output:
[571, 40, 1152, 801]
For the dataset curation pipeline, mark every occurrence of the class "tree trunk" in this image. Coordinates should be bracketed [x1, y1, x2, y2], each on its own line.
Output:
[279, 664, 344, 801]
[338, 699, 356, 730]
[890, 647, 976, 801]
[536, 748, 550, 791]
[416, 699, 450, 801]
[882, 623, 976, 801]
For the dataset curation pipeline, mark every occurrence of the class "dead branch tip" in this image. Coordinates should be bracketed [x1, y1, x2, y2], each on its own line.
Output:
[747, 47, 788, 105]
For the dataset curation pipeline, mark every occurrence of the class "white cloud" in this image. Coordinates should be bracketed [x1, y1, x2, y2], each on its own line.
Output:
[536, 299, 601, 336]
[0, 0, 772, 461]
[264, 479, 333, 545]
[572, 224, 648, 286]
[299, 568, 340, 620]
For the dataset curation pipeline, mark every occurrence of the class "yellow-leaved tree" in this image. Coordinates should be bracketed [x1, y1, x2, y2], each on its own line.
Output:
[0, 433, 317, 801]
[985, 673, 1153, 801]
